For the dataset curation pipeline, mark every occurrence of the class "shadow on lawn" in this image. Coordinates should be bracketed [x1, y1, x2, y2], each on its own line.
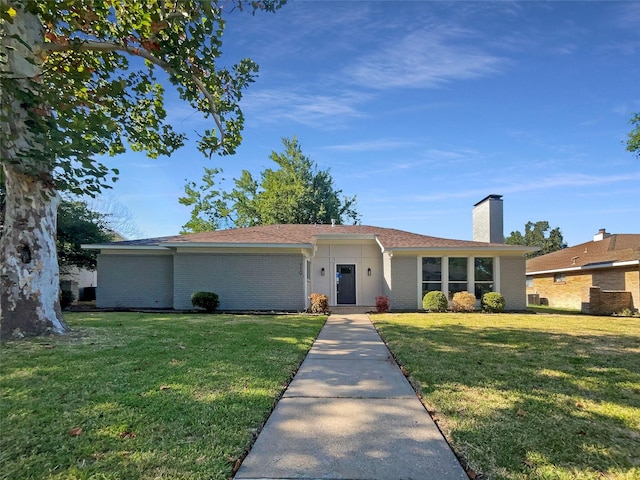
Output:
[375, 321, 640, 479]
[0, 314, 324, 480]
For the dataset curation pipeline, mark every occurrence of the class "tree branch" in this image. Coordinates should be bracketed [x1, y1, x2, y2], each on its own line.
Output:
[41, 40, 225, 147]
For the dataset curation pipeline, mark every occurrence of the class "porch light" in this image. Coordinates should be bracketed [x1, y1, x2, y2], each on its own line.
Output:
[321, 267, 325, 276]
[367, 268, 372, 276]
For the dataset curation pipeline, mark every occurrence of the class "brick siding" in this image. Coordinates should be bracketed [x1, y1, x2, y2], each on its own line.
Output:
[527, 266, 639, 312]
[173, 253, 305, 310]
[96, 254, 173, 308]
[389, 256, 418, 310]
[587, 287, 633, 315]
[500, 256, 527, 310]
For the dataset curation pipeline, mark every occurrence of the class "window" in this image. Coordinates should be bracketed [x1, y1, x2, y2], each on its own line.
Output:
[306, 260, 311, 280]
[421, 257, 442, 297]
[448, 257, 468, 298]
[474, 257, 494, 299]
[526, 276, 533, 288]
[554, 273, 566, 283]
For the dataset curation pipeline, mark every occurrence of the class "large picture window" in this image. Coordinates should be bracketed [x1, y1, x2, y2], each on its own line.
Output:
[474, 257, 494, 299]
[418, 256, 497, 305]
[421, 257, 442, 296]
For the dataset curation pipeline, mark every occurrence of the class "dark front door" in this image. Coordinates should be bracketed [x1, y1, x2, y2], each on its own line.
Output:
[336, 264, 356, 304]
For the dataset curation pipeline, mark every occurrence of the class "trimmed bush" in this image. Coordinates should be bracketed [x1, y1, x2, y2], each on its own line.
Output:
[375, 295, 390, 313]
[308, 293, 329, 314]
[191, 291, 220, 313]
[482, 292, 506, 313]
[451, 291, 476, 312]
[422, 291, 448, 312]
[60, 289, 75, 310]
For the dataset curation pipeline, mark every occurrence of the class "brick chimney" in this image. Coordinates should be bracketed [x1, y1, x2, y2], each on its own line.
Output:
[593, 228, 611, 242]
[473, 194, 503, 243]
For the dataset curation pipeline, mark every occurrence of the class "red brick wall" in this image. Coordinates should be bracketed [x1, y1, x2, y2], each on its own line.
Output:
[527, 266, 639, 311]
[587, 287, 632, 315]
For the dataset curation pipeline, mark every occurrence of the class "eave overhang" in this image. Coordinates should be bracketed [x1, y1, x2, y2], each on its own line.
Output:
[527, 259, 640, 276]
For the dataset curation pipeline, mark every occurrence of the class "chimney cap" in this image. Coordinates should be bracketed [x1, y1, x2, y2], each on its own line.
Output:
[474, 194, 503, 207]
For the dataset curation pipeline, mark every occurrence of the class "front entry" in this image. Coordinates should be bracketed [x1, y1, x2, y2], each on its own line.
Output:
[336, 264, 356, 304]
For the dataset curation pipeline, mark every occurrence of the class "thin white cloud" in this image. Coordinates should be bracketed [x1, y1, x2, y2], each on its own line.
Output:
[243, 88, 370, 127]
[322, 139, 418, 152]
[410, 173, 640, 202]
[346, 27, 505, 90]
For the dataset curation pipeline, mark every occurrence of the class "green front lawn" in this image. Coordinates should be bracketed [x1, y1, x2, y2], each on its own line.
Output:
[0, 312, 325, 480]
[372, 313, 640, 480]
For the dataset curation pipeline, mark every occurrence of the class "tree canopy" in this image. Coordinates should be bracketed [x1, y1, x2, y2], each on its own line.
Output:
[0, 0, 284, 338]
[505, 221, 567, 259]
[627, 113, 640, 158]
[179, 137, 360, 232]
[57, 199, 115, 273]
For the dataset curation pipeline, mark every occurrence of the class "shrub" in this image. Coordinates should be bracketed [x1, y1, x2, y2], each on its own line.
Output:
[60, 289, 75, 310]
[422, 291, 448, 312]
[482, 292, 506, 313]
[451, 291, 476, 312]
[191, 291, 219, 313]
[308, 293, 329, 313]
[375, 295, 390, 313]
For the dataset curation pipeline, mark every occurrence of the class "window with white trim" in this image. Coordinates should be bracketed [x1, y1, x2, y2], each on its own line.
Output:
[448, 257, 468, 299]
[421, 257, 442, 297]
[474, 257, 494, 299]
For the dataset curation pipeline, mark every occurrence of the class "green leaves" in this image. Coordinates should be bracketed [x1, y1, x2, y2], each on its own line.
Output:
[1, 0, 284, 196]
[179, 136, 360, 233]
[505, 220, 568, 258]
[626, 113, 640, 158]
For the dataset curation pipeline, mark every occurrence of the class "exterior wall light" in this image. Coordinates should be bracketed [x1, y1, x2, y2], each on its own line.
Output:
[321, 267, 325, 276]
[367, 268, 372, 276]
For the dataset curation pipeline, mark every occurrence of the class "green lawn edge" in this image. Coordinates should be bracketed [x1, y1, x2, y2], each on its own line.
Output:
[0, 312, 326, 480]
[371, 312, 640, 480]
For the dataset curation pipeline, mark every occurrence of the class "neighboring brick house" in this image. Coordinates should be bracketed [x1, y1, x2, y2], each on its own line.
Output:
[526, 230, 640, 314]
[84, 195, 535, 312]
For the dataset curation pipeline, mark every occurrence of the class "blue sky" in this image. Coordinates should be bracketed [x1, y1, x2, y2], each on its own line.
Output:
[102, 0, 640, 247]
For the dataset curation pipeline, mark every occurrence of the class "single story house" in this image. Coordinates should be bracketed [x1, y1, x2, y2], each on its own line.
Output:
[84, 195, 535, 311]
[526, 229, 640, 314]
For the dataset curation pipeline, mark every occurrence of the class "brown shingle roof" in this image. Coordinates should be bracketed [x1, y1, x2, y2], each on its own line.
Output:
[526, 234, 640, 273]
[103, 224, 524, 250]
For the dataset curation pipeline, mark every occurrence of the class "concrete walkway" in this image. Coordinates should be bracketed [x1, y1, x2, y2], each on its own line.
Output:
[234, 313, 468, 480]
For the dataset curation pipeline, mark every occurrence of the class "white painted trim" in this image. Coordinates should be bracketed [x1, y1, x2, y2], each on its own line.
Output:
[161, 242, 312, 249]
[81, 244, 169, 250]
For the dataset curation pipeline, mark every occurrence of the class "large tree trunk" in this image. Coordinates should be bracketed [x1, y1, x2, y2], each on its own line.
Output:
[0, 165, 67, 339]
[0, 5, 69, 339]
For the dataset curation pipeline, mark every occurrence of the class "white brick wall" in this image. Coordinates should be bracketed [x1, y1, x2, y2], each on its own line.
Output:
[500, 256, 527, 310]
[173, 253, 305, 310]
[97, 255, 173, 308]
[390, 256, 419, 310]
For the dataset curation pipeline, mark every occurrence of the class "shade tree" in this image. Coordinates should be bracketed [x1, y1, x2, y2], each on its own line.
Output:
[0, 0, 284, 339]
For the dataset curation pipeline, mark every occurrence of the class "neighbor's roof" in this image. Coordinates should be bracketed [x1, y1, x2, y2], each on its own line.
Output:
[526, 234, 640, 274]
[84, 224, 534, 252]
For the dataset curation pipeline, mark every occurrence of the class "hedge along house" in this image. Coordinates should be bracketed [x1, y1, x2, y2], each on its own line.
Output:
[83, 195, 535, 311]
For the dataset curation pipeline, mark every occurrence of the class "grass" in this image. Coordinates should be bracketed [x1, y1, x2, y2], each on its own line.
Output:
[371, 312, 640, 480]
[526, 305, 583, 315]
[0, 312, 325, 480]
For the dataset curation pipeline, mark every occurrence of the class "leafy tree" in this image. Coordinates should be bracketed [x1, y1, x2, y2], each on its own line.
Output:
[505, 221, 567, 258]
[57, 199, 115, 274]
[0, 1, 284, 339]
[627, 113, 640, 158]
[179, 136, 360, 232]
